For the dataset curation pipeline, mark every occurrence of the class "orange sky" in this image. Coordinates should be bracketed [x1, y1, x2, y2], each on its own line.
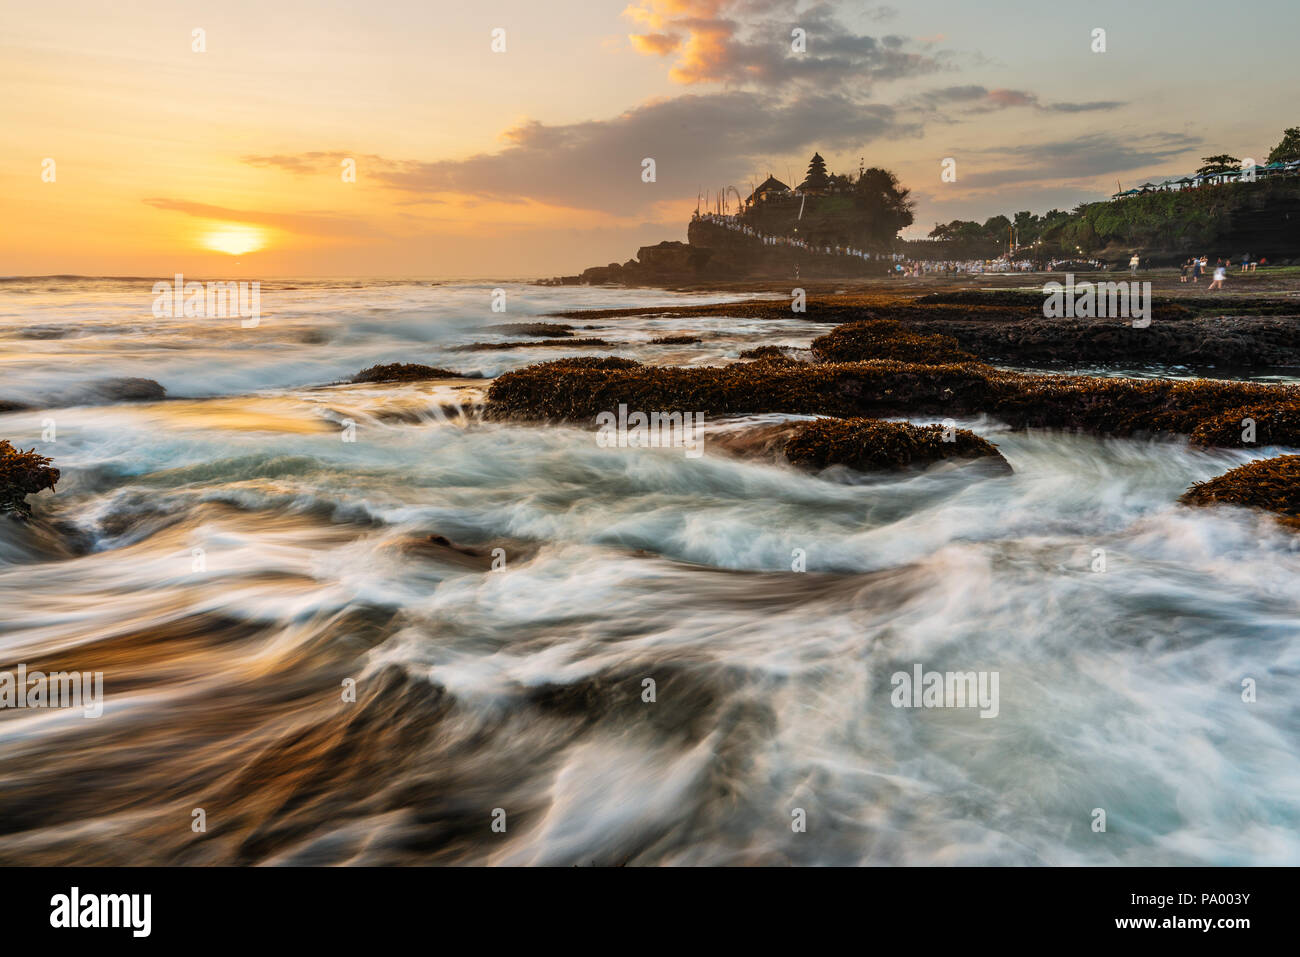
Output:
[3, 0, 1297, 277]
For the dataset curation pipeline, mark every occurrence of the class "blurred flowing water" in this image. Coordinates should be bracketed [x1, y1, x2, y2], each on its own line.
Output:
[0, 277, 1297, 865]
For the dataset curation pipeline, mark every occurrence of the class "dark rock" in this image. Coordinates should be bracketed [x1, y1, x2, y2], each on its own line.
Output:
[452, 338, 610, 351]
[352, 363, 465, 383]
[0, 440, 59, 518]
[811, 320, 975, 364]
[1181, 455, 1300, 529]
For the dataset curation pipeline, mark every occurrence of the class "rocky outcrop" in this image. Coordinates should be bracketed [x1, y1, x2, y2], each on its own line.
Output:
[709, 418, 1010, 474]
[484, 353, 1300, 448]
[1181, 455, 1300, 529]
[352, 363, 468, 383]
[561, 221, 889, 285]
[811, 320, 975, 364]
[1, 441, 59, 518]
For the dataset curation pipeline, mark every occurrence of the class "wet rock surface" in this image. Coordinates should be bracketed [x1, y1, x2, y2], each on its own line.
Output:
[0, 440, 59, 517]
[1181, 455, 1300, 529]
[352, 363, 470, 383]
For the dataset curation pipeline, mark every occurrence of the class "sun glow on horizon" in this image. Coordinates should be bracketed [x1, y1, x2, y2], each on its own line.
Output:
[202, 223, 267, 256]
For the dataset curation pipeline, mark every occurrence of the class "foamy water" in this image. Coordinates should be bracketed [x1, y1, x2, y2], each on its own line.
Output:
[0, 278, 1297, 865]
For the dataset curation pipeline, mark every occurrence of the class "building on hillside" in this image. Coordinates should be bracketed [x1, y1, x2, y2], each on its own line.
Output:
[1110, 160, 1300, 200]
[747, 175, 791, 206]
[797, 152, 831, 196]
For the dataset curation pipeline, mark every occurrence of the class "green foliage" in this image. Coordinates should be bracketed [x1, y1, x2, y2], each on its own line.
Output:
[742, 163, 913, 249]
[1197, 154, 1242, 176]
[1051, 179, 1295, 254]
[1266, 127, 1300, 165]
[983, 215, 1012, 237]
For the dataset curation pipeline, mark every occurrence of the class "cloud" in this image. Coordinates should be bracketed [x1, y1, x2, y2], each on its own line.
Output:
[952, 131, 1204, 190]
[232, 3, 1134, 230]
[1045, 100, 1127, 113]
[242, 152, 404, 175]
[623, 0, 942, 88]
[279, 91, 914, 216]
[628, 32, 682, 56]
[903, 85, 1125, 116]
[142, 198, 386, 238]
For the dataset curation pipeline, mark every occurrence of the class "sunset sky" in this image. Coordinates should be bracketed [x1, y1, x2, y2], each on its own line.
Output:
[4, 0, 1298, 277]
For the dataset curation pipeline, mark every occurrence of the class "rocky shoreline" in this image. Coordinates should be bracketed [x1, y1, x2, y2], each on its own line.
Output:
[11, 284, 1298, 527]
[472, 294, 1300, 523]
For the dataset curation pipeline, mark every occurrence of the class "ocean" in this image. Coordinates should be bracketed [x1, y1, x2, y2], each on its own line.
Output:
[1, 277, 1298, 865]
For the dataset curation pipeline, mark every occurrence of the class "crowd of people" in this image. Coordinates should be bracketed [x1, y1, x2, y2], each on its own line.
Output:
[890, 257, 1108, 276]
[693, 211, 885, 261]
[891, 258, 1037, 276]
[1177, 254, 1267, 289]
[693, 212, 1273, 285]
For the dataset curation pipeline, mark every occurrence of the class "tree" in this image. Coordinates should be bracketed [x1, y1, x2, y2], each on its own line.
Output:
[802, 152, 830, 191]
[928, 219, 982, 241]
[852, 167, 915, 246]
[1196, 154, 1242, 176]
[1266, 127, 1300, 165]
[983, 215, 1012, 238]
[1013, 210, 1040, 244]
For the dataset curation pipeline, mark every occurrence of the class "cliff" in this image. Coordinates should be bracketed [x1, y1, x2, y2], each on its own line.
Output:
[1060, 178, 1300, 265]
[549, 219, 888, 286]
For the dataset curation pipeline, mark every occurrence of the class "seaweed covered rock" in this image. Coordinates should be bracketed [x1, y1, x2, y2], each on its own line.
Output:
[709, 417, 1009, 473]
[530, 356, 643, 371]
[487, 356, 999, 422]
[352, 363, 466, 383]
[1188, 404, 1300, 449]
[870, 299, 1300, 366]
[453, 338, 610, 351]
[486, 322, 575, 337]
[784, 418, 1007, 472]
[811, 320, 975, 365]
[1180, 455, 1300, 529]
[917, 289, 1293, 318]
[738, 345, 791, 360]
[994, 375, 1300, 437]
[0, 441, 59, 517]
[486, 354, 1300, 448]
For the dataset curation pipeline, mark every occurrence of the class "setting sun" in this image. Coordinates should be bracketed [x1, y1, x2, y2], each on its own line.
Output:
[202, 223, 266, 256]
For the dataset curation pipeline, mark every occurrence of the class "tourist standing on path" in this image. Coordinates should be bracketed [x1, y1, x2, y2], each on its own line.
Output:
[1209, 263, 1227, 290]
[1241, 253, 1252, 274]
[1180, 260, 1189, 283]
[1129, 253, 1140, 275]
[1191, 257, 1202, 282]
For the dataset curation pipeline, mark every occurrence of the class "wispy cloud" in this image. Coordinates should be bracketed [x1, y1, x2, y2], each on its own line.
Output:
[950, 131, 1204, 190]
[142, 198, 387, 238]
[903, 85, 1124, 115]
[249, 92, 915, 216]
